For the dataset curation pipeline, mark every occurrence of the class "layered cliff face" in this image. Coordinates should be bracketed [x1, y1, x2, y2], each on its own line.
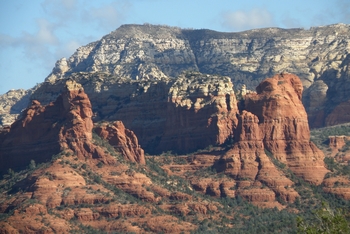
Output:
[244, 74, 328, 184]
[45, 23, 350, 128]
[157, 72, 238, 153]
[28, 72, 238, 154]
[304, 54, 350, 128]
[0, 80, 145, 173]
[46, 24, 350, 89]
[216, 111, 299, 204]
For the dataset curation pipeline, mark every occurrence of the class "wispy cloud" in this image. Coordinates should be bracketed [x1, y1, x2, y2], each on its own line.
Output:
[82, 1, 131, 31]
[41, 0, 79, 26]
[221, 8, 274, 31]
[0, 0, 133, 79]
[0, 18, 58, 70]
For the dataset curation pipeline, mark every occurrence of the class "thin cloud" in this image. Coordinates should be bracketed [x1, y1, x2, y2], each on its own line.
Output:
[221, 8, 274, 31]
[1, 0, 133, 80]
[0, 18, 58, 64]
[81, 1, 131, 31]
[41, 0, 79, 26]
[0, 18, 58, 47]
[55, 40, 82, 60]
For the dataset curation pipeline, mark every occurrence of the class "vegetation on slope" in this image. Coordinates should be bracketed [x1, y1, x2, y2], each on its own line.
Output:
[1, 127, 350, 233]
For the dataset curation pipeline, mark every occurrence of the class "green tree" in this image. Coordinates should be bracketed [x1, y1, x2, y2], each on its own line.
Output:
[297, 202, 350, 233]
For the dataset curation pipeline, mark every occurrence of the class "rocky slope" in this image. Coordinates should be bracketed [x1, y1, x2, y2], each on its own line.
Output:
[94, 121, 145, 164]
[0, 89, 31, 126]
[0, 80, 143, 174]
[2, 23, 350, 129]
[46, 24, 350, 89]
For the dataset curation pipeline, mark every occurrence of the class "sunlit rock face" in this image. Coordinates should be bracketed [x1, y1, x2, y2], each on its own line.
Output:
[244, 73, 329, 185]
[0, 81, 118, 173]
[2, 24, 350, 128]
[94, 121, 146, 164]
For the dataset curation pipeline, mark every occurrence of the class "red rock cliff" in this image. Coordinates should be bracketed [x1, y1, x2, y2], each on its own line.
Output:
[156, 73, 238, 153]
[244, 73, 328, 185]
[216, 110, 298, 203]
[94, 121, 145, 164]
[0, 81, 122, 173]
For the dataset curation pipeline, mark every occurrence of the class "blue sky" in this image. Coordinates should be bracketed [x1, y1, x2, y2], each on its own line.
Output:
[1, 0, 349, 94]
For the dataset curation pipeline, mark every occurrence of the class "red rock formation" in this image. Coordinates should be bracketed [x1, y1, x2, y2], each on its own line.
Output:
[216, 111, 298, 203]
[323, 176, 350, 200]
[94, 121, 145, 164]
[0, 80, 115, 173]
[244, 73, 328, 185]
[329, 136, 347, 150]
[329, 136, 348, 156]
[328, 135, 350, 162]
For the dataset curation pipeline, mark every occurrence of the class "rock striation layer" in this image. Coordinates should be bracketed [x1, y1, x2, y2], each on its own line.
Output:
[216, 111, 299, 203]
[27, 72, 238, 154]
[0, 81, 144, 173]
[158, 72, 238, 153]
[244, 73, 328, 184]
[3, 24, 350, 129]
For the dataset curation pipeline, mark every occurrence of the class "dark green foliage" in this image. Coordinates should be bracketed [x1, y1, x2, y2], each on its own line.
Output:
[324, 156, 350, 177]
[297, 202, 350, 234]
[310, 124, 350, 147]
[92, 131, 121, 158]
[265, 149, 286, 169]
[96, 161, 104, 168]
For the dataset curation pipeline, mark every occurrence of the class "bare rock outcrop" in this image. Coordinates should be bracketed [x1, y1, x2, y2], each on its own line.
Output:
[327, 135, 350, 162]
[0, 89, 30, 126]
[245, 73, 328, 184]
[216, 111, 298, 204]
[94, 121, 145, 164]
[0, 80, 115, 173]
[328, 135, 350, 156]
[323, 176, 350, 200]
[157, 72, 238, 153]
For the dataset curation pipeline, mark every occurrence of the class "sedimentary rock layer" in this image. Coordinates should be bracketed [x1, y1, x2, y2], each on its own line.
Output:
[0, 81, 143, 173]
[245, 73, 329, 184]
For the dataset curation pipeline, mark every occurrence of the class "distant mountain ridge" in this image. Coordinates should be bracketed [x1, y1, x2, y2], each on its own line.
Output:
[1, 23, 350, 128]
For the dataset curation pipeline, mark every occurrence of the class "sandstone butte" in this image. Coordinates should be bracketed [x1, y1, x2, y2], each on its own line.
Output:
[0, 80, 145, 174]
[328, 135, 350, 159]
[243, 73, 329, 185]
[213, 110, 299, 208]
